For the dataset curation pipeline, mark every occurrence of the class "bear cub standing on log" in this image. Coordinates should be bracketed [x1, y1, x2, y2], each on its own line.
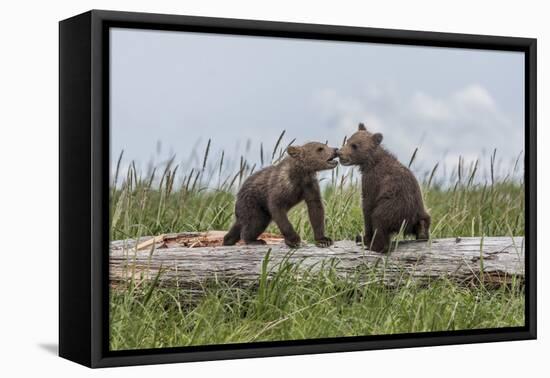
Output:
[223, 142, 338, 248]
[338, 123, 431, 252]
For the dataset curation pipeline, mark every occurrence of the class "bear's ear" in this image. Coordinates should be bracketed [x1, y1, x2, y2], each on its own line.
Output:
[287, 146, 303, 159]
[373, 133, 383, 146]
[358, 123, 367, 131]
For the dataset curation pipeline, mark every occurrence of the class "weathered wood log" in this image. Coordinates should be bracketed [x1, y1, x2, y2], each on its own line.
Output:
[110, 233, 524, 289]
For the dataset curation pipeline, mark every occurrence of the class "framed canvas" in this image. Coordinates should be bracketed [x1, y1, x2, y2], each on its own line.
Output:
[59, 10, 537, 368]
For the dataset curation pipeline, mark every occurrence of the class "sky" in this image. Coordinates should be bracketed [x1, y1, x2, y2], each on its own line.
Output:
[110, 27, 525, 184]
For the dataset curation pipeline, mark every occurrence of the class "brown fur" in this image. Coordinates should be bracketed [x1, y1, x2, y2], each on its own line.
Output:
[338, 123, 431, 252]
[223, 142, 338, 248]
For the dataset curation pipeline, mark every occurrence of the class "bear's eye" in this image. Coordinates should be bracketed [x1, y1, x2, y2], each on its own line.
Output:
[351, 143, 358, 150]
[317, 147, 324, 152]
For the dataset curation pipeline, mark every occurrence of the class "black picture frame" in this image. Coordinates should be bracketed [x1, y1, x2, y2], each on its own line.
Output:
[59, 9, 537, 368]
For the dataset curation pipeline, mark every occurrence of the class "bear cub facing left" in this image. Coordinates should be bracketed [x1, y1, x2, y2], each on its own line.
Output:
[223, 142, 338, 248]
[338, 123, 431, 252]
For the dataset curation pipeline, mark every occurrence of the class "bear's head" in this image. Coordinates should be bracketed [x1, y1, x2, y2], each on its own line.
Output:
[338, 123, 383, 166]
[287, 142, 339, 172]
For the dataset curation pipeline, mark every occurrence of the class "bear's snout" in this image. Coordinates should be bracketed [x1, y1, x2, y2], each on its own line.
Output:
[336, 148, 353, 166]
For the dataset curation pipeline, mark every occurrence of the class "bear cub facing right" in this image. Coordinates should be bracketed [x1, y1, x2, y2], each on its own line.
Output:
[338, 123, 431, 252]
[223, 142, 338, 248]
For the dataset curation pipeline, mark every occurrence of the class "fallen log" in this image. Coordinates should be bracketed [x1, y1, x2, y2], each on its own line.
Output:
[110, 233, 524, 289]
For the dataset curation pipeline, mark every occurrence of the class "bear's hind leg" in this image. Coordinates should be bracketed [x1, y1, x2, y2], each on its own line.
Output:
[223, 222, 242, 245]
[241, 210, 271, 245]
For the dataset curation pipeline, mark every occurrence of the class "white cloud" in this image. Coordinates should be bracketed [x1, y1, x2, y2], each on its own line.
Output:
[311, 84, 524, 183]
[452, 84, 496, 111]
[410, 84, 500, 125]
[411, 92, 453, 122]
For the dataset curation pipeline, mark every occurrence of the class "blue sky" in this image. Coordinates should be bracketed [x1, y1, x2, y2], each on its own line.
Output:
[110, 28, 525, 183]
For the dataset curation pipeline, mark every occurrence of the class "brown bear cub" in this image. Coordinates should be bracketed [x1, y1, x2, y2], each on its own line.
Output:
[338, 123, 431, 252]
[223, 142, 338, 248]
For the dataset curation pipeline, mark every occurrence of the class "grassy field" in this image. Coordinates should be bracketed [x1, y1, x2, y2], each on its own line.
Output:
[109, 141, 525, 351]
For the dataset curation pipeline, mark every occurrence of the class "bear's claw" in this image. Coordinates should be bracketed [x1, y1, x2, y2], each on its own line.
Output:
[315, 237, 333, 247]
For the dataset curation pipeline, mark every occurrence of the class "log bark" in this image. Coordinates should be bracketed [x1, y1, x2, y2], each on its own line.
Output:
[110, 233, 524, 289]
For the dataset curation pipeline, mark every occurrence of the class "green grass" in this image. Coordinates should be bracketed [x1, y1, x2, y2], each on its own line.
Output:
[109, 141, 525, 351]
[110, 260, 524, 350]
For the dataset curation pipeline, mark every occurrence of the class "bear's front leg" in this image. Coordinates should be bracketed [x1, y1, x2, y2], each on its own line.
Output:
[270, 208, 301, 248]
[363, 221, 373, 247]
[304, 184, 333, 248]
[305, 199, 333, 248]
[355, 217, 373, 249]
